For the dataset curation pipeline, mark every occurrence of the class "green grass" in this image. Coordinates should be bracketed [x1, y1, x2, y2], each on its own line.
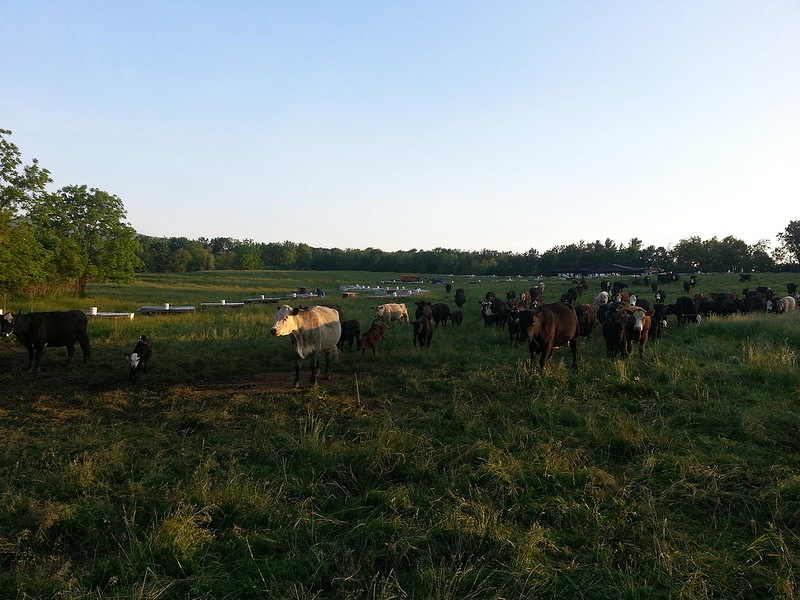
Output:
[1, 270, 799, 598]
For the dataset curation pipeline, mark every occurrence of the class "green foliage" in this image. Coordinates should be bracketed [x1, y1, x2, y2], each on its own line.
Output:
[27, 185, 142, 295]
[777, 220, 800, 265]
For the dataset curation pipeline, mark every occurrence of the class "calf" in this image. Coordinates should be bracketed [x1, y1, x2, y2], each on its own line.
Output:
[338, 319, 361, 350]
[360, 320, 388, 356]
[126, 335, 152, 382]
[413, 316, 433, 349]
[448, 310, 463, 326]
[574, 303, 597, 340]
[0, 310, 90, 371]
[602, 308, 626, 359]
[526, 302, 578, 369]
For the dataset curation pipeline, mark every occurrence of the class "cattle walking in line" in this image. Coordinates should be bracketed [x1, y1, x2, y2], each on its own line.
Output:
[413, 316, 433, 348]
[360, 320, 389, 356]
[526, 302, 579, 369]
[374, 303, 409, 323]
[270, 305, 341, 387]
[126, 334, 152, 382]
[338, 319, 361, 351]
[0, 310, 90, 371]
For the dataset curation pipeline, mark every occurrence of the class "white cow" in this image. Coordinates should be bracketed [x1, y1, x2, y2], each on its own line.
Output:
[774, 296, 796, 314]
[373, 302, 409, 323]
[270, 305, 341, 387]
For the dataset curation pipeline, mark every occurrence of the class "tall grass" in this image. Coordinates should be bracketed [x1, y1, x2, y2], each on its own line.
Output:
[1, 270, 799, 598]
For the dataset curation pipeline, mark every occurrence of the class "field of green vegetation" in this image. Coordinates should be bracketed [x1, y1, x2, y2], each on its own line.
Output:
[1, 270, 799, 599]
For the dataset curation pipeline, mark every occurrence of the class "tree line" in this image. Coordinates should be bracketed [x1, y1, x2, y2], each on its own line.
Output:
[2, 128, 799, 299]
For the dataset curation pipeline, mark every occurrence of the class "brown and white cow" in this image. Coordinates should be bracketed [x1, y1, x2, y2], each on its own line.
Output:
[526, 302, 578, 369]
[620, 305, 654, 358]
[373, 302, 409, 323]
[270, 305, 341, 387]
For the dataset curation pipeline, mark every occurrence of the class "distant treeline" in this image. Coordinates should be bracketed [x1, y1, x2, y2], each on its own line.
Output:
[138, 234, 794, 276]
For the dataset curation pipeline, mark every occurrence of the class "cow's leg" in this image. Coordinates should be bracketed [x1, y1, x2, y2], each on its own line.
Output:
[78, 336, 90, 363]
[569, 339, 578, 367]
[33, 344, 46, 371]
[322, 351, 331, 380]
[293, 356, 302, 388]
[65, 342, 76, 366]
[309, 351, 320, 385]
[26, 346, 35, 371]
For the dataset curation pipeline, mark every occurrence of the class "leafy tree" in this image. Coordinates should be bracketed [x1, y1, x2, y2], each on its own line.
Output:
[0, 213, 53, 296]
[27, 185, 141, 295]
[0, 129, 52, 215]
[777, 221, 800, 264]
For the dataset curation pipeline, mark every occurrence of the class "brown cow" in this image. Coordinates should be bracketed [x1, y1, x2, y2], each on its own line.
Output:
[620, 305, 654, 357]
[527, 302, 578, 369]
[413, 316, 433, 348]
[574, 303, 597, 340]
[360, 320, 388, 356]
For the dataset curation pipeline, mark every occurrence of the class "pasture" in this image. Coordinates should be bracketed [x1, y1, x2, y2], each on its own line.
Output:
[1, 270, 799, 599]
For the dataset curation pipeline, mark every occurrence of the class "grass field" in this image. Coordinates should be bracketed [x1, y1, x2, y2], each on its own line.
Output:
[1, 270, 799, 599]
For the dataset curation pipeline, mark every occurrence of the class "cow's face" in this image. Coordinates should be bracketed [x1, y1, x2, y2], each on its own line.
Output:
[0, 313, 14, 337]
[128, 352, 141, 370]
[373, 305, 385, 318]
[270, 305, 298, 336]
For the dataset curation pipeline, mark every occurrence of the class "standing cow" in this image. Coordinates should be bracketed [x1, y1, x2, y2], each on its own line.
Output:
[0, 310, 90, 371]
[526, 302, 578, 369]
[373, 303, 409, 323]
[269, 305, 341, 387]
[620, 305, 654, 357]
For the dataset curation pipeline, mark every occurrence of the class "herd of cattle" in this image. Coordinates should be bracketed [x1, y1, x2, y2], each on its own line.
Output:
[1, 278, 797, 387]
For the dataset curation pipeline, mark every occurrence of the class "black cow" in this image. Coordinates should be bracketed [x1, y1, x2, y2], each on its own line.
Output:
[480, 298, 507, 329]
[126, 335, 152, 382]
[449, 310, 463, 326]
[649, 304, 668, 340]
[602, 308, 626, 358]
[454, 288, 466, 309]
[0, 310, 90, 371]
[665, 297, 699, 325]
[338, 319, 361, 350]
[431, 303, 451, 327]
[413, 316, 433, 348]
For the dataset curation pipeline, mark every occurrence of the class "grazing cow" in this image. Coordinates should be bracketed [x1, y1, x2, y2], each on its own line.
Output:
[270, 305, 341, 387]
[773, 296, 797, 314]
[602, 308, 626, 358]
[449, 310, 463, 326]
[338, 319, 361, 351]
[431, 303, 451, 327]
[126, 335, 152, 382]
[737, 292, 767, 314]
[574, 303, 598, 340]
[360, 320, 389, 356]
[454, 288, 467, 309]
[620, 305, 654, 357]
[0, 310, 90, 371]
[526, 302, 578, 369]
[373, 302, 409, 323]
[413, 316, 433, 348]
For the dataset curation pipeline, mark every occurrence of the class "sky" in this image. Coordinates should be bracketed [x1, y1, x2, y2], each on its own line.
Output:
[2, 1, 798, 255]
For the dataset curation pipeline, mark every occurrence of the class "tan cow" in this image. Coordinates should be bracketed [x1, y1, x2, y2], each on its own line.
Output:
[270, 305, 341, 387]
[373, 302, 409, 323]
[774, 296, 796, 314]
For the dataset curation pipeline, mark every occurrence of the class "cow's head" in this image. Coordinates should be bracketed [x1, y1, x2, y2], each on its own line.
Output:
[127, 352, 141, 370]
[0, 312, 14, 337]
[270, 305, 299, 336]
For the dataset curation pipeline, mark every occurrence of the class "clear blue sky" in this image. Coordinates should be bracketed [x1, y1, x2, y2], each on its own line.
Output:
[2, 1, 798, 254]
